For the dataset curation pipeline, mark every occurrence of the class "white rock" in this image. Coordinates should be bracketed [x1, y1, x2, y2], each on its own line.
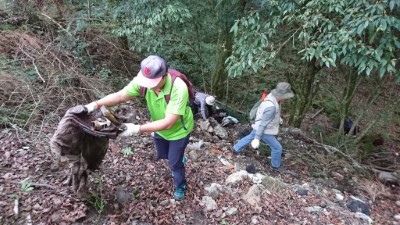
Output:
[354, 212, 373, 224]
[335, 193, 344, 201]
[350, 195, 366, 203]
[225, 170, 248, 185]
[396, 201, 400, 207]
[306, 206, 322, 213]
[159, 199, 169, 206]
[225, 207, 237, 215]
[301, 182, 310, 188]
[394, 214, 400, 220]
[248, 173, 265, 184]
[5, 151, 11, 159]
[251, 215, 259, 224]
[187, 140, 204, 150]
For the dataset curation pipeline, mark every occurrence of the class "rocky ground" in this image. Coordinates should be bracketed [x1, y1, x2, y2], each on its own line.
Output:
[0, 102, 399, 225]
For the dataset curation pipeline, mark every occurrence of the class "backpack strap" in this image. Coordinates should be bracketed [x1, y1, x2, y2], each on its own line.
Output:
[140, 86, 147, 98]
[139, 70, 191, 130]
[167, 69, 195, 103]
[254, 99, 274, 123]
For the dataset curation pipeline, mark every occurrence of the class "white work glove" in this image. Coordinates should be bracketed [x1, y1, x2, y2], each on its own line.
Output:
[85, 102, 98, 113]
[280, 117, 283, 125]
[119, 123, 141, 137]
[251, 139, 260, 149]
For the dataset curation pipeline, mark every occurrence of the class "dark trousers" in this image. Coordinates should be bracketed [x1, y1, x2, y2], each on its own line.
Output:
[154, 133, 190, 188]
[190, 103, 214, 118]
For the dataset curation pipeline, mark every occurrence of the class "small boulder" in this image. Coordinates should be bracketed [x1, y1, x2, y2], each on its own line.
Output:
[346, 199, 370, 216]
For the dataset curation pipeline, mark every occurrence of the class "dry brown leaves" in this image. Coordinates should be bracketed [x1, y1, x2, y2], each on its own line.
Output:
[0, 30, 113, 132]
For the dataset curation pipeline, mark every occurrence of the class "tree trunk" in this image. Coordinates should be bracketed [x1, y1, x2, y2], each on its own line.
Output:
[352, 76, 387, 144]
[337, 68, 361, 140]
[287, 58, 321, 128]
[211, 0, 247, 99]
[211, 29, 232, 97]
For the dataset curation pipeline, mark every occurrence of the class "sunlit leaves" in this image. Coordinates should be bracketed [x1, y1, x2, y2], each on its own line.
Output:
[111, 0, 193, 53]
[280, 0, 400, 77]
[237, 0, 400, 80]
[226, 12, 274, 77]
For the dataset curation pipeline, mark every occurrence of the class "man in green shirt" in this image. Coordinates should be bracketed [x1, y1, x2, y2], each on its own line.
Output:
[84, 55, 194, 200]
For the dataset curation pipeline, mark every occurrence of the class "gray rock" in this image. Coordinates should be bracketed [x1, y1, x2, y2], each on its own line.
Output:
[189, 150, 199, 160]
[199, 120, 211, 131]
[205, 183, 222, 199]
[159, 199, 169, 207]
[225, 207, 238, 215]
[213, 124, 228, 139]
[187, 140, 204, 150]
[242, 185, 261, 206]
[346, 199, 370, 216]
[225, 170, 248, 185]
[131, 220, 153, 225]
[378, 171, 399, 185]
[115, 186, 132, 205]
[201, 196, 217, 211]
[261, 176, 287, 189]
[50, 212, 63, 223]
[354, 212, 373, 224]
[306, 206, 323, 213]
[295, 188, 308, 196]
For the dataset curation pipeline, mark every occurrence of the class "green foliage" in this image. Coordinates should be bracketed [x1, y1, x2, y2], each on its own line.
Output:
[121, 147, 133, 156]
[313, 96, 340, 121]
[20, 180, 34, 192]
[97, 91, 106, 99]
[99, 68, 111, 80]
[227, 0, 400, 80]
[221, 219, 236, 225]
[107, 0, 220, 89]
[92, 174, 102, 184]
[227, 12, 275, 77]
[112, 0, 194, 52]
[290, 0, 400, 78]
[86, 192, 105, 214]
[0, 24, 16, 31]
[8, 193, 19, 200]
[132, 188, 141, 200]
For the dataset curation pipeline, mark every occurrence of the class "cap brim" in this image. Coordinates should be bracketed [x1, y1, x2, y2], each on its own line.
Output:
[271, 89, 294, 99]
[133, 71, 163, 88]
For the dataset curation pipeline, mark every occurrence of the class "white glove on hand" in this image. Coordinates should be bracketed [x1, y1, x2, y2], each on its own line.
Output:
[251, 139, 260, 149]
[85, 102, 98, 113]
[119, 123, 141, 137]
[280, 117, 283, 125]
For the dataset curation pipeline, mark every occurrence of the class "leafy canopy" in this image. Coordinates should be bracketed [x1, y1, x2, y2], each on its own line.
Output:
[227, 0, 400, 79]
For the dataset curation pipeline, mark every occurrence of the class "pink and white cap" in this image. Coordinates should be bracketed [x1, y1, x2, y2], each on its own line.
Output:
[133, 55, 168, 88]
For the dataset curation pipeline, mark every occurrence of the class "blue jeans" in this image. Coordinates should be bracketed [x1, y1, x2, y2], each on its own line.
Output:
[154, 133, 190, 188]
[233, 130, 283, 168]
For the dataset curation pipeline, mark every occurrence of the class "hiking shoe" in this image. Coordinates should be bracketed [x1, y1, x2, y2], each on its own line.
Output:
[270, 166, 297, 176]
[173, 184, 186, 200]
[270, 165, 288, 173]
